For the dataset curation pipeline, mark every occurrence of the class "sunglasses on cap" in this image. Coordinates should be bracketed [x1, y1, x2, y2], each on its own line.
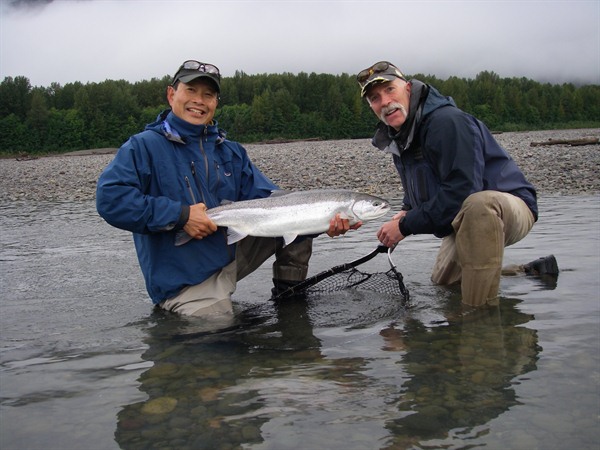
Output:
[172, 60, 221, 85]
[357, 61, 406, 97]
[357, 61, 405, 83]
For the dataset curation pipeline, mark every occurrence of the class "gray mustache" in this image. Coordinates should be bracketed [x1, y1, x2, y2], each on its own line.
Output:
[380, 103, 407, 121]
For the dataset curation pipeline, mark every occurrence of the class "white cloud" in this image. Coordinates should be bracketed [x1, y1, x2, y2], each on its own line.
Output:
[1, 0, 598, 86]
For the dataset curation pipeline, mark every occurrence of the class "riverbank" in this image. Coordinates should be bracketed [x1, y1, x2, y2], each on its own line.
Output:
[0, 128, 598, 202]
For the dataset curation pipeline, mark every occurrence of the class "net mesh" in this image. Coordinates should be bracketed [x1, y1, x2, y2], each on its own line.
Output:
[303, 267, 409, 299]
[275, 265, 410, 303]
[272, 246, 410, 303]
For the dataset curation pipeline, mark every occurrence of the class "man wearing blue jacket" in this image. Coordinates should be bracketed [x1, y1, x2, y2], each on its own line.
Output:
[97, 60, 350, 318]
[357, 61, 557, 308]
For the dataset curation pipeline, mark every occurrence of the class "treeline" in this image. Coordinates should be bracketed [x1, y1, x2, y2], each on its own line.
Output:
[0, 70, 598, 154]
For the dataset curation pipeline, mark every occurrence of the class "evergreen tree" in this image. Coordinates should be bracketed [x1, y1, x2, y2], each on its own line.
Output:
[0, 71, 597, 154]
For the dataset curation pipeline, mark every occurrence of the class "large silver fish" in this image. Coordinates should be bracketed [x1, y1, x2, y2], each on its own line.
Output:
[175, 189, 390, 246]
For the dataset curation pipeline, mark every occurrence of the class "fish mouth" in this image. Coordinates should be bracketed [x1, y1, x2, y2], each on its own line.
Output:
[375, 203, 391, 217]
[352, 199, 391, 221]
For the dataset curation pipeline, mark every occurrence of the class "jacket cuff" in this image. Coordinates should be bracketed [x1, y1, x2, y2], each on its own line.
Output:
[399, 215, 411, 236]
[175, 205, 190, 230]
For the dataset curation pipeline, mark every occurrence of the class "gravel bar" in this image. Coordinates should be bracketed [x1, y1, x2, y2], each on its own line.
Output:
[0, 129, 598, 203]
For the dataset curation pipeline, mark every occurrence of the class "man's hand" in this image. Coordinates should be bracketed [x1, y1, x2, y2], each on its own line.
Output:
[377, 211, 407, 248]
[183, 203, 218, 240]
[327, 213, 362, 237]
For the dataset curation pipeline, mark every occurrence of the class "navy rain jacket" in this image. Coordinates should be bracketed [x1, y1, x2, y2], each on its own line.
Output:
[372, 80, 538, 238]
[96, 111, 277, 304]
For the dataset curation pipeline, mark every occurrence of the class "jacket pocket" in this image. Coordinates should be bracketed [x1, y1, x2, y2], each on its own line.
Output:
[213, 158, 236, 201]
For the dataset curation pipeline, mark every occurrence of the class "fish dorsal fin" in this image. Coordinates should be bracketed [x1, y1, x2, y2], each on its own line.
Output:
[226, 228, 248, 245]
[219, 199, 234, 206]
[282, 233, 298, 247]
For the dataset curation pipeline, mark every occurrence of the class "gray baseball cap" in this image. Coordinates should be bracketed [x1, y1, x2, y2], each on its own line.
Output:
[357, 61, 406, 97]
[172, 60, 221, 93]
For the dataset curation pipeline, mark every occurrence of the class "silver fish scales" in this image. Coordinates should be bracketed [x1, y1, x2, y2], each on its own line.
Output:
[175, 189, 390, 246]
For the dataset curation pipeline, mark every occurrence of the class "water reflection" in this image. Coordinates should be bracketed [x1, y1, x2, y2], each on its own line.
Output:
[115, 294, 540, 449]
[381, 298, 540, 448]
[115, 300, 330, 449]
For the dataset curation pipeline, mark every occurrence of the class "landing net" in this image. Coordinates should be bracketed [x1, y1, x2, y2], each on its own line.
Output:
[302, 267, 409, 299]
[272, 245, 410, 304]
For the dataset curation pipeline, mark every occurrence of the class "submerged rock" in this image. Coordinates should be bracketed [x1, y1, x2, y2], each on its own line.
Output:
[141, 397, 178, 415]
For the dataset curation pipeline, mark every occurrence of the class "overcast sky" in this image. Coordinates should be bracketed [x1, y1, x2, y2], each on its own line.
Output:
[1, 0, 598, 88]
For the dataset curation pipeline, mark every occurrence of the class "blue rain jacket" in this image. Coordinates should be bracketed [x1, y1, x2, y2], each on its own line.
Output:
[372, 81, 538, 238]
[96, 111, 277, 304]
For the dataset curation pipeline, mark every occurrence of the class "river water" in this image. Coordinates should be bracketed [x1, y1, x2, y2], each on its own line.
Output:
[0, 195, 598, 450]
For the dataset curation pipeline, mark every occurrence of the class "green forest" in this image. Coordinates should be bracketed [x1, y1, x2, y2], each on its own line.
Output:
[0, 70, 598, 155]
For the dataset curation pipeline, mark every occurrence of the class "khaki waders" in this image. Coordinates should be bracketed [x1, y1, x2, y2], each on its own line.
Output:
[431, 191, 535, 307]
[159, 237, 313, 317]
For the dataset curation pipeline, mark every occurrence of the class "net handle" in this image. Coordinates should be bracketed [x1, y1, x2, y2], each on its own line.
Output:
[272, 245, 390, 300]
[386, 245, 410, 303]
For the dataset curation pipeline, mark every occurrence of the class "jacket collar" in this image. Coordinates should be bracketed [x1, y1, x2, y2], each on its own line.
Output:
[371, 82, 458, 156]
[151, 110, 227, 144]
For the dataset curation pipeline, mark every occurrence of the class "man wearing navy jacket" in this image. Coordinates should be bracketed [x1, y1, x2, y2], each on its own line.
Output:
[357, 61, 556, 308]
[97, 60, 351, 318]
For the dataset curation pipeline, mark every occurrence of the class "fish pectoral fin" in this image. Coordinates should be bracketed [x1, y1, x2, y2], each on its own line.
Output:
[226, 228, 248, 245]
[282, 233, 299, 247]
[338, 212, 359, 225]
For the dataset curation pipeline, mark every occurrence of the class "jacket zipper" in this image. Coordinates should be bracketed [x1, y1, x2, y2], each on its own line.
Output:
[188, 128, 232, 253]
[190, 161, 208, 205]
[200, 129, 211, 191]
[192, 127, 214, 206]
[184, 176, 197, 204]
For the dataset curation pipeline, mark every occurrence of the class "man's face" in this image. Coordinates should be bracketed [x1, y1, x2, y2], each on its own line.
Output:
[167, 78, 218, 126]
[365, 78, 411, 131]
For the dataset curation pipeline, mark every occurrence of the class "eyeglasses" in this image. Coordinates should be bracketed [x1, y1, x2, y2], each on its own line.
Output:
[173, 60, 221, 84]
[356, 61, 404, 84]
